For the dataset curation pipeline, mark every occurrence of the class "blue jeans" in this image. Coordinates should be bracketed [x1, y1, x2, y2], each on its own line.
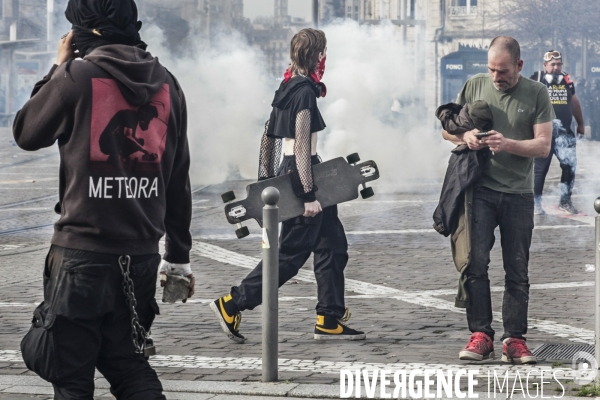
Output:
[534, 130, 577, 203]
[466, 186, 534, 341]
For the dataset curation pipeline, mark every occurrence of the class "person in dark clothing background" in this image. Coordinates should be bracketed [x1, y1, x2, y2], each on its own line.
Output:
[530, 50, 585, 215]
[12, 0, 194, 398]
[210, 28, 365, 344]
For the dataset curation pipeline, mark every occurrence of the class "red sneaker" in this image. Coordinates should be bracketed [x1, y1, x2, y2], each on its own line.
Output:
[459, 332, 495, 361]
[502, 338, 537, 364]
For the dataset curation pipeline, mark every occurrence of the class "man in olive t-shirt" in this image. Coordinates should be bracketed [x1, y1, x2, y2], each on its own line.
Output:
[442, 36, 553, 365]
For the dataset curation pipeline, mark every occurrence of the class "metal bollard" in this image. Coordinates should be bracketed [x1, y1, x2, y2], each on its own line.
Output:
[262, 187, 280, 382]
[595, 198, 600, 366]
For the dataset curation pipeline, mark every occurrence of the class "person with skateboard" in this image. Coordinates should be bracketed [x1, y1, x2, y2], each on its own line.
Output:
[211, 28, 365, 343]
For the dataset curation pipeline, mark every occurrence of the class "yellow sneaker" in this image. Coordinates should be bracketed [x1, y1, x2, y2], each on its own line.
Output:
[209, 295, 245, 344]
[314, 310, 366, 341]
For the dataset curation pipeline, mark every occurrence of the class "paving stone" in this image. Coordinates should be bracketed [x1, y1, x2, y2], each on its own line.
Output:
[0, 386, 54, 395]
[163, 394, 216, 400]
[209, 396, 317, 400]
[1, 127, 600, 394]
[160, 380, 297, 396]
[0, 375, 47, 386]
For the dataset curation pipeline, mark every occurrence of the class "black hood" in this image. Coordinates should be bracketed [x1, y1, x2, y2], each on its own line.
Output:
[272, 76, 321, 109]
[85, 45, 166, 107]
[65, 0, 146, 56]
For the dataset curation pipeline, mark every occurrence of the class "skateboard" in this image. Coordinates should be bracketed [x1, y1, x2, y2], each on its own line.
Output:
[222, 153, 380, 238]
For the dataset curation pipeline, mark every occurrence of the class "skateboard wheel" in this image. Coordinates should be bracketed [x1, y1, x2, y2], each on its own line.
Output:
[221, 191, 236, 203]
[360, 187, 374, 199]
[235, 226, 250, 239]
[346, 153, 360, 164]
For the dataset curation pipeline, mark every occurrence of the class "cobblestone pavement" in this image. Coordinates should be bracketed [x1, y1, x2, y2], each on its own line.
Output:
[1, 127, 600, 398]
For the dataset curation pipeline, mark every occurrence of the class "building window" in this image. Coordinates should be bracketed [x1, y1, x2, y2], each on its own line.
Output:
[450, 0, 478, 16]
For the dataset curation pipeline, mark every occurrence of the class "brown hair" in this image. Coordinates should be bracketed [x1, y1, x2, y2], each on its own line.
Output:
[289, 28, 327, 76]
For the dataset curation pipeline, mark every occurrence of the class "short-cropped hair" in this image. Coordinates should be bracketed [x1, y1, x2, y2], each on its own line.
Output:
[489, 36, 521, 65]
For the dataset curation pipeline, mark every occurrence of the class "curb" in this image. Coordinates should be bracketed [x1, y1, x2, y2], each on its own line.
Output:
[0, 375, 592, 399]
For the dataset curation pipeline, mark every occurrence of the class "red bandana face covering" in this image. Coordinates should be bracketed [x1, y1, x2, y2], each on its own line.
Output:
[312, 57, 326, 82]
[283, 57, 327, 97]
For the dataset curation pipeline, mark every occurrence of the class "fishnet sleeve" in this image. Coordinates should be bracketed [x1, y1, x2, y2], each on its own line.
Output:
[258, 120, 281, 180]
[292, 109, 315, 199]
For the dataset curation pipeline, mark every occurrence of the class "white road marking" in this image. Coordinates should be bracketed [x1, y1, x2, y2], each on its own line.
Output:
[149, 356, 581, 378]
[391, 293, 594, 344]
[527, 281, 594, 290]
[0, 208, 52, 211]
[192, 241, 399, 296]
[0, 245, 23, 250]
[0, 350, 583, 378]
[0, 188, 59, 190]
[0, 172, 56, 176]
[534, 225, 592, 230]
[347, 229, 435, 235]
[353, 200, 435, 204]
[421, 281, 594, 297]
[195, 234, 263, 240]
[0, 177, 57, 184]
[193, 241, 594, 344]
[195, 223, 593, 241]
[3, 281, 591, 307]
[0, 302, 39, 307]
[347, 225, 592, 235]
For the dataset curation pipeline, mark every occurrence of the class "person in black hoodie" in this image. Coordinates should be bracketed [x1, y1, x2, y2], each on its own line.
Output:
[211, 28, 365, 343]
[12, 0, 192, 398]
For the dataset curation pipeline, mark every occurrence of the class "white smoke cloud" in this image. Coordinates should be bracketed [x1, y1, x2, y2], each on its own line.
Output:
[318, 20, 448, 192]
[143, 25, 276, 186]
[144, 20, 449, 191]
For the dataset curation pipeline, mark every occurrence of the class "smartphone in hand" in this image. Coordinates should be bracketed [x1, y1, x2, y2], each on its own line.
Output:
[474, 132, 492, 139]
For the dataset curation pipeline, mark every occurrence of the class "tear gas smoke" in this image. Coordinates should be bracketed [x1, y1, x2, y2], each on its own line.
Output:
[316, 20, 448, 192]
[144, 20, 449, 192]
[143, 25, 275, 186]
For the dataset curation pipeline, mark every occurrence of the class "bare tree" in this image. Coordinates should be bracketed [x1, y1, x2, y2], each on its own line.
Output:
[494, 0, 600, 68]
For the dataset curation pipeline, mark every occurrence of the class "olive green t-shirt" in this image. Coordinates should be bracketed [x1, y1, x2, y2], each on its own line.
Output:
[457, 74, 555, 193]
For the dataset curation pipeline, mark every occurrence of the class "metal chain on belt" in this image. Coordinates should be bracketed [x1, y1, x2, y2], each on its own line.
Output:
[118, 255, 150, 355]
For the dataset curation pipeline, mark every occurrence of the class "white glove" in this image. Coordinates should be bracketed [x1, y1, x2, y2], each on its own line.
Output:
[158, 260, 192, 277]
[158, 260, 195, 301]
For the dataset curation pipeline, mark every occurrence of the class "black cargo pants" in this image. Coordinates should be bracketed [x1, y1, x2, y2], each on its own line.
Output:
[22, 245, 166, 400]
[231, 155, 349, 318]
